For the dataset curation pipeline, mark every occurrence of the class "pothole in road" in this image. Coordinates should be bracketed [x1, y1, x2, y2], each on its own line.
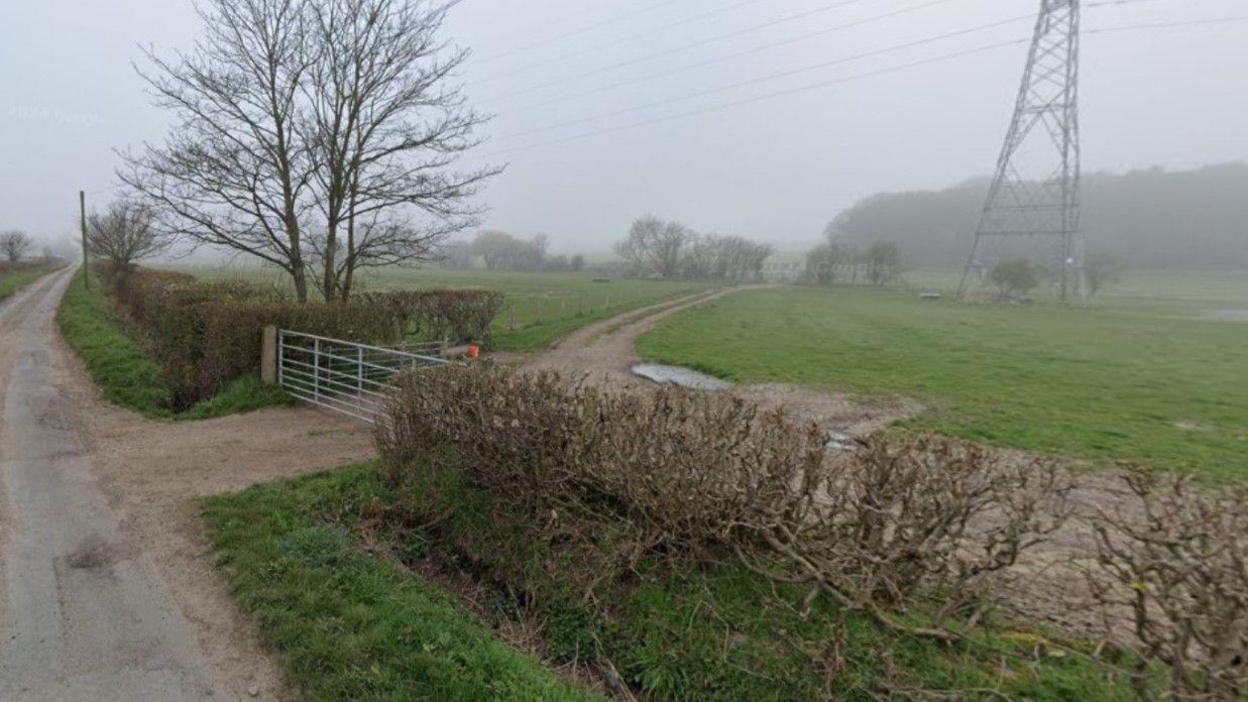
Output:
[66, 536, 121, 570]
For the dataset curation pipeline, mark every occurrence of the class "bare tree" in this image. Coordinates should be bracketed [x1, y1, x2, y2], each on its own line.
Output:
[86, 200, 174, 273]
[0, 230, 33, 263]
[616, 215, 691, 279]
[121, 0, 316, 300]
[303, 0, 499, 301]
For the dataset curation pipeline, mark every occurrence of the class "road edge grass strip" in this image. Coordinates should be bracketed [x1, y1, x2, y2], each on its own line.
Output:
[58, 269, 175, 417]
[201, 463, 605, 702]
[0, 265, 60, 303]
[57, 269, 292, 420]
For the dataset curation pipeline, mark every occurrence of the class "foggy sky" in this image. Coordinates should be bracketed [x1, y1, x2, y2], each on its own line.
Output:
[1, 0, 1245, 256]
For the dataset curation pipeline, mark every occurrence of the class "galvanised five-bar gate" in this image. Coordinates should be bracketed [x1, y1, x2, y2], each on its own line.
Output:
[276, 330, 452, 423]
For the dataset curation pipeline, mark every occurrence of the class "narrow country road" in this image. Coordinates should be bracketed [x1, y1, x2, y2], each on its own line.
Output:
[0, 267, 227, 700]
[0, 268, 377, 700]
[0, 268, 220, 699]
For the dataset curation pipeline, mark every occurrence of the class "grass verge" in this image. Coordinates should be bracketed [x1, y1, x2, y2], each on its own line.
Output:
[637, 286, 1248, 481]
[57, 270, 292, 420]
[0, 265, 58, 302]
[206, 460, 1140, 702]
[202, 464, 604, 702]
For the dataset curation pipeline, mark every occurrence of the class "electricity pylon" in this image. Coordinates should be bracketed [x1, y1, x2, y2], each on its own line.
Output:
[959, 0, 1084, 302]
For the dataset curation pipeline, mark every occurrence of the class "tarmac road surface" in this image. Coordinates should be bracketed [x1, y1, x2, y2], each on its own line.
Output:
[0, 268, 219, 701]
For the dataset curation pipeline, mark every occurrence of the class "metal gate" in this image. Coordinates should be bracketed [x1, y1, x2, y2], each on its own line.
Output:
[277, 330, 452, 423]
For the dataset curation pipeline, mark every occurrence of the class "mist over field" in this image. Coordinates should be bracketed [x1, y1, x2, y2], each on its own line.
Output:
[3, 2, 1248, 701]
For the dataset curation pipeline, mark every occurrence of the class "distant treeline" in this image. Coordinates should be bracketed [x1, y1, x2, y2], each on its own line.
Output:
[827, 163, 1248, 269]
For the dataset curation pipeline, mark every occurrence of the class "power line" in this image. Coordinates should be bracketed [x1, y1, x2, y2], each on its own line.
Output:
[472, 0, 681, 64]
[474, 0, 874, 86]
[479, 15, 1248, 158]
[1085, 15, 1248, 34]
[492, 0, 971, 110]
[496, 13, 1035, 141]
[481, 0, 1188, 107]
[484, 39, 1027, 157]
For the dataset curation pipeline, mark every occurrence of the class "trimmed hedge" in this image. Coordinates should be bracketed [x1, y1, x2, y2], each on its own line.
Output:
[105, 268, 501, 410]
[357, 289, 504, 348]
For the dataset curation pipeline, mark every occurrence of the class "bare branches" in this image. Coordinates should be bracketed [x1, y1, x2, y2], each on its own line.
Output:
[376, 366, 1071, 647]
[121, 0, 313, 299]
[302, 0, 500, 300]
[0, 230, 33, 263]
[1088, 468, 1248, 701]
[617, 216, 772, 282]
[616, 215, 692, 279]
[123, 0, 496, 302]
[86, 200, 175, 273]
[738, 436, 1073, 642]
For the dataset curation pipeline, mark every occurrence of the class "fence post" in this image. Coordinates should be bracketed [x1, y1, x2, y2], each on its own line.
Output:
[261, 326, 278, 386]
[313, 337, 321, 402]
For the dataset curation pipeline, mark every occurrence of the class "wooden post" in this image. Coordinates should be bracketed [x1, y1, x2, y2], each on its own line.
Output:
[79, 190, 89, 289]
[261, 326, 278, 386]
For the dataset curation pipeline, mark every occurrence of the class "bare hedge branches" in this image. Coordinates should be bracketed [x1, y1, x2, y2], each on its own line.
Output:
[86, 200, 174, 273]
[1089, 469, 1248, 701]
[1, 230, 33, 263]
[375, 364, 1070, 643]
[739, 437, 1073, 641]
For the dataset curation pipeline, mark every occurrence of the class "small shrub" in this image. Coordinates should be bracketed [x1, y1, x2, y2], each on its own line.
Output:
[988, 259, 1042, 301]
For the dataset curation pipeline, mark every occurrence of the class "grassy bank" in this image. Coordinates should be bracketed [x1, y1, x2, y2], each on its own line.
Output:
[57, 270, 291, 419]
[203, 464, 604, 702]
[206, 460, 1136, 702]
[637, 285, 1248, 481]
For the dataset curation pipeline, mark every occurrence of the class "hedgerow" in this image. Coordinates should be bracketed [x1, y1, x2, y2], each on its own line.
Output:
[102, 267, 501, 410]
[376, 364, 1248, 701]
[374, 364, 1071, 645]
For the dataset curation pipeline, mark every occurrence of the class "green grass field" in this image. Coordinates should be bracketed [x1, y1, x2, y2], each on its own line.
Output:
[638, 272, 1248, 481]
[177, 265, 718, 351]
[57, 270, 291, 420]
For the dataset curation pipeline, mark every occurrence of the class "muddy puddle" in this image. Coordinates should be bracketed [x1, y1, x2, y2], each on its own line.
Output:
[631, 363, 733, 391]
